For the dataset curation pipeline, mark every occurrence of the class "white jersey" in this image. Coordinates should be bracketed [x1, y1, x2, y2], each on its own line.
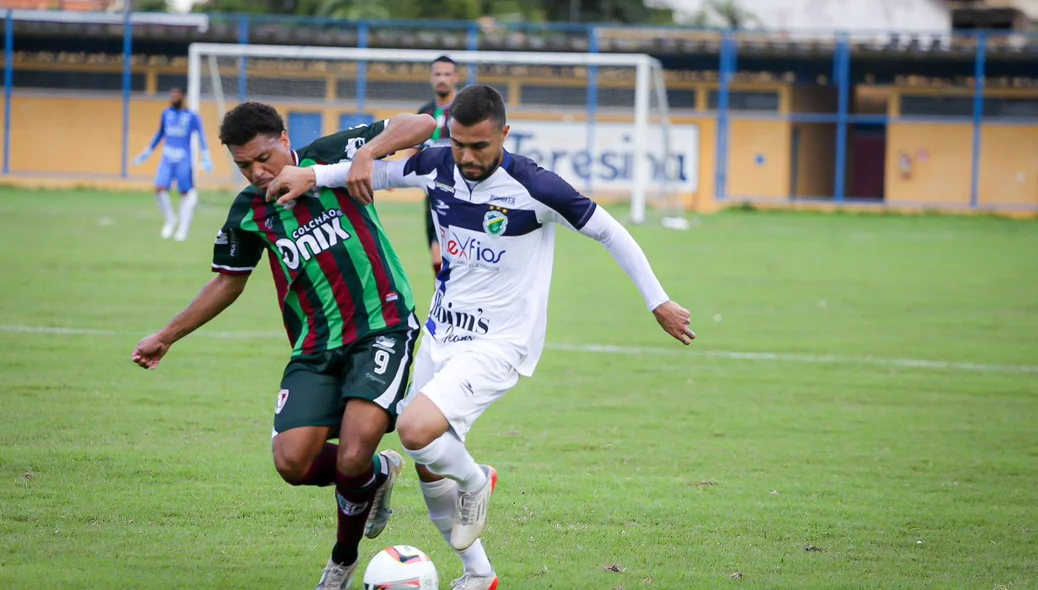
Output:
[313, 147, 670, 377]
[411, 148, 599, 375]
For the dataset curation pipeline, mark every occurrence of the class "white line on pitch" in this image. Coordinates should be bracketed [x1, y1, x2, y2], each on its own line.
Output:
[1, 324, 1035, 375]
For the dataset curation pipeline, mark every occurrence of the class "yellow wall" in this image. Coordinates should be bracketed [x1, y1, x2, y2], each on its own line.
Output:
[979, 125, 1038, 207]
[886, 123, 972, 205]
[7, 92, 1035, 211]
[885, 122, 1038, 207]
[10, 96, 126, 175]
[726, 119, 791, 198]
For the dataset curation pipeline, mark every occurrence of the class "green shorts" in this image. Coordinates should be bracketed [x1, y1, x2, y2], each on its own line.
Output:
[272, 324, 417, 437]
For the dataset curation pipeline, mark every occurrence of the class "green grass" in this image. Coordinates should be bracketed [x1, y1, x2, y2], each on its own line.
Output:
[1, 187, 1036, 589]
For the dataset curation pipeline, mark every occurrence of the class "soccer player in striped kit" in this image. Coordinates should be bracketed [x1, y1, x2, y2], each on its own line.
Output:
[269, 85, 696, 590]
[131, 101, 437, 590]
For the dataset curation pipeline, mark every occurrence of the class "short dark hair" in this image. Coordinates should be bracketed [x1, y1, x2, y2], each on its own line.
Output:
[432, 55, 456, 68]
[219, 101, 285, 146]
[450, 84, 506, 129]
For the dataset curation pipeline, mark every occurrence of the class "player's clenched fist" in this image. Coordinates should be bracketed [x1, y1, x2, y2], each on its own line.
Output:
[652, 300, 696, 345]
[265, 165, 316, 206]
[132, 333, 171, 369]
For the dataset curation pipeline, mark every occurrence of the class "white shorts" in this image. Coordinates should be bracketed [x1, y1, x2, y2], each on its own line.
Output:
[399, 336, 521, 442]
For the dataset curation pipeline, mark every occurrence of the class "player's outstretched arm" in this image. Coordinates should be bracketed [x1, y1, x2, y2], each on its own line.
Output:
[267, 153, 435, 206]
[266, 114, 437, 206]
[578, 207, 696, 345]
[347, 113, 437, 204]
[131, 273, 249, 369]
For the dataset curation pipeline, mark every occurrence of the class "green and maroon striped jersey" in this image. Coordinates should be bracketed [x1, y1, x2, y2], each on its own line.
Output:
[211, 120, 415, 357]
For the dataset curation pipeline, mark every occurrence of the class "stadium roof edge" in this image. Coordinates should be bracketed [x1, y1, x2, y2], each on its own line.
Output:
[7, 9, 209, 31]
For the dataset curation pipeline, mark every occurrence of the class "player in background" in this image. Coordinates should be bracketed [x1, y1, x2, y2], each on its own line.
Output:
[131, 101, 437, 590]
[415, 55, 460, 276]
[132, 87, 214, 241]
[266, 85, 695, 590]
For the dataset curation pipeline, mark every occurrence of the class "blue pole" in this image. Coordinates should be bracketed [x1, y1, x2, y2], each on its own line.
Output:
[715, 30, 735, 200]
[120, 8, 132, 179]
[586, 27, 598, 197]
[969, 33, 986, 209]
[3, 10, 13, 175]
[834, 34, 850, 202]
[238, 16, 248, 102]
[357, 22, 368, 115]
[466, 23, 478, 85]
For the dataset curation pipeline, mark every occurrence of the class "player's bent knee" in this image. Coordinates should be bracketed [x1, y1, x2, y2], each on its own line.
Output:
[271, 427, 331, 484]
[398, 392, 451, 451]
[335, 441, 376, 477]
[272, 441, 313, 484]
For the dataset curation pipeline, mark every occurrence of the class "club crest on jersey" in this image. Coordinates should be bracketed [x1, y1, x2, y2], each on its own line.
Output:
[344, 137, 367, 161]
[483, 208, 508, 237]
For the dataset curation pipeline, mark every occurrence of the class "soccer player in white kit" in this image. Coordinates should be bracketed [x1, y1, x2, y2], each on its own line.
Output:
[265, 85, 695, 590]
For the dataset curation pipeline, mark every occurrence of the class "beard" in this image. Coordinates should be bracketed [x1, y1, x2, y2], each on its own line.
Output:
[435, 86, 451, 99]
[459, 153, 502, 182]
[171, 100, 184, 109]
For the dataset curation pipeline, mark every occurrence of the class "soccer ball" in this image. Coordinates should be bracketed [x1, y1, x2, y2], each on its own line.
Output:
[362, 545, 439, 590]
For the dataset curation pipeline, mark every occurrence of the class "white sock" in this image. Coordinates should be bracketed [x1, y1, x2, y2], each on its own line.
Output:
[176, 190, 198, 237]
[420, 478, 493, 576]
[404, 433, 487, 493]
[155, 190, 175, 225]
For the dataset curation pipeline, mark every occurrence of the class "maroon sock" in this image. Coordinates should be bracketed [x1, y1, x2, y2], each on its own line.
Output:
[291, 443, 338, 487]
[331, 462, 380, 566]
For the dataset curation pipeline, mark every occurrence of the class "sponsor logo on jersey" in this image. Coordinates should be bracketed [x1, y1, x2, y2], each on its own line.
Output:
[489, 195, 516, 205]
[429, 293, 491, 343]
[276, 209, 352, 270]
[445, 232, 506, 268]
[434, 181, 455, 194]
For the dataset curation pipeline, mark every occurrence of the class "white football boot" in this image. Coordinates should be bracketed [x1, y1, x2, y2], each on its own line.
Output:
[449, 465, 497, 551]
[452, 572, 500, 590]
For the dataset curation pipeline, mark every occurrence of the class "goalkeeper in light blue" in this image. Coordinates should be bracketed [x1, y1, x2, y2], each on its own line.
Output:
[132, 87, 213, 241]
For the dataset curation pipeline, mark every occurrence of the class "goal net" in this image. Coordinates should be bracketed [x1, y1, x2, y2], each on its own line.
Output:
[188, 43, 687, 228]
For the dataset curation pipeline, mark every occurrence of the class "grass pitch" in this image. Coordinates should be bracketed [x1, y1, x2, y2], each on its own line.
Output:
[1, 188, 1036, 589]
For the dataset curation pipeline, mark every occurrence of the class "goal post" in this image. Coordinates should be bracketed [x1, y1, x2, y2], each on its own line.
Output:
[188, 43, 688, 228]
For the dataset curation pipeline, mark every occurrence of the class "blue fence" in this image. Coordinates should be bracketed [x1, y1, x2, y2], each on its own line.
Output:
[2, 9, 1038, 210]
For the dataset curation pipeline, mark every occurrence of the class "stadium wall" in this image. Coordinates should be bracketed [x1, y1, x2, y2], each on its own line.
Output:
[2, 91, 786, 210]
[3, 28, 1038, 215]
[7, 90, 1038, 212]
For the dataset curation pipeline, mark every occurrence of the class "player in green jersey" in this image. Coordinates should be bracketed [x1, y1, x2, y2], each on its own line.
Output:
[131, 101, 437, 589]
